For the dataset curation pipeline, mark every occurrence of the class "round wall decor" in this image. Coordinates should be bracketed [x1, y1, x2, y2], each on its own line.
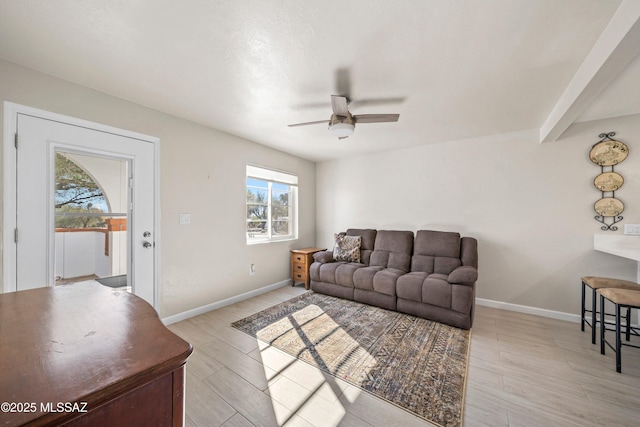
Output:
[589, 139, 629, 166]
[594, 197, 624, 217]
[591, 132, 626, 231]
[593, 172, 624, 192]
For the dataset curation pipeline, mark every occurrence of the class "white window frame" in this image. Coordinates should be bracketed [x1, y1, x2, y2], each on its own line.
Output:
[246, 165, 298, 244]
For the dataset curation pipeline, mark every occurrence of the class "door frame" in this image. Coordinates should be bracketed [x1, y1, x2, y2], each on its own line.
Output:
[2, 102, 161, 310]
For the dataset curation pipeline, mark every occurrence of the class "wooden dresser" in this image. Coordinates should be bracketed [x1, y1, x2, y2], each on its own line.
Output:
[290, 247, 325, 290]
[0, 283, 192, 427]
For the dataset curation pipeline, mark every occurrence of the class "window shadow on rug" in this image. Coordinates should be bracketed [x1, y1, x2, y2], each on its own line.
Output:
[232, 292, 469, 427]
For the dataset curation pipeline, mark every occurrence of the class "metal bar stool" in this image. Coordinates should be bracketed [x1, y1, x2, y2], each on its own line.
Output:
[598, 288, 640, 373]
[581, 276, 639, 344]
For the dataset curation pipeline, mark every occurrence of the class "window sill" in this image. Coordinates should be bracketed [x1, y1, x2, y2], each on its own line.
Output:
[246, 237, 298, 246]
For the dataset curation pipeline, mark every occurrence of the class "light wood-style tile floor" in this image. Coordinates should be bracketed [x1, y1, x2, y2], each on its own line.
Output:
[168, 286, 640, 426]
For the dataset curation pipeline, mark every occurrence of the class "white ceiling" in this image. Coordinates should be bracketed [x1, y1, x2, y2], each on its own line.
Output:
[0, 0, 639, 161]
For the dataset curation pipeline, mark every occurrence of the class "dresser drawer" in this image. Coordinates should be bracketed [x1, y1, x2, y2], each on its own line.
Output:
[292, 270, 306, 282]
[292, 253, 306, 264]
[292, 261, 306, 274]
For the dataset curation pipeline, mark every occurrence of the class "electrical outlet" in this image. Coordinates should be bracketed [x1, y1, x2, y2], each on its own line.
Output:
[179, 213, 191, 224]
[624, 224, 640, 235]
[250, 264, 256, 276]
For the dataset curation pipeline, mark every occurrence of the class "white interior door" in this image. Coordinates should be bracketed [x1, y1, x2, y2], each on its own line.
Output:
[7, 112, 157, 307]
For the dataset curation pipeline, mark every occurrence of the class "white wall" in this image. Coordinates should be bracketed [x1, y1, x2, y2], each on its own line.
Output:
[316, 115, 640, 315]
[0, 58, 316, 318]
[4, 54, 638, 319]
[54, 231, 98, 279]
[94, 232, 110, 279]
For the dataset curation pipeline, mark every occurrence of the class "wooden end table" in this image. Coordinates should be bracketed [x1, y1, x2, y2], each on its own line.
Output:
[291, 247, 326, 290]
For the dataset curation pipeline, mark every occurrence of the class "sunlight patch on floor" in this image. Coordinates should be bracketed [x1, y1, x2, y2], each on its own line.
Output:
[254, 306, 370, 426]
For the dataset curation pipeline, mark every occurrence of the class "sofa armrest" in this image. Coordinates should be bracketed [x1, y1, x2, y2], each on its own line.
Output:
[313, 251, 335, 264]
[448, 266, 478, 285]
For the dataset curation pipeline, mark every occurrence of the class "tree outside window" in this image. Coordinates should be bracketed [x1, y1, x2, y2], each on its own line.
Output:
[55, 152, 107, 228]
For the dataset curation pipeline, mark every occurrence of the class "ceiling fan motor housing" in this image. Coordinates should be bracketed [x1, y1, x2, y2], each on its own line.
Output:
[330, 113, 354, 125]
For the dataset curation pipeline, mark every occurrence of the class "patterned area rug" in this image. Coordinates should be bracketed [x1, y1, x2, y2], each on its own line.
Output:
[231, 292, 470, 427]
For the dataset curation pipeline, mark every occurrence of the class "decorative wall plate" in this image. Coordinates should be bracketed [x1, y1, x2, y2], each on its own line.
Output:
[594, 197, 624, 217]
[589, 140, 629, 165]
[593, 172, 624, 192]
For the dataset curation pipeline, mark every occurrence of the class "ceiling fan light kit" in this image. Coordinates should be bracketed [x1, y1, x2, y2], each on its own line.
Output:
[328, 122, 355, 138]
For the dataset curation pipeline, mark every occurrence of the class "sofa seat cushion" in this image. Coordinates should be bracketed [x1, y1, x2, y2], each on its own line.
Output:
[373, 268, 405, 296]
[334, 263, 366, 287]
[396, 272, 428, 301]
[353, 266, 384, 290]
[317, 261, 346, 285]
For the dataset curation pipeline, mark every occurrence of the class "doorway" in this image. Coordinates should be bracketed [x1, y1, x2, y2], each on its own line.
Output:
[3, 103, 159, 308]
[54, 151, 130, 290]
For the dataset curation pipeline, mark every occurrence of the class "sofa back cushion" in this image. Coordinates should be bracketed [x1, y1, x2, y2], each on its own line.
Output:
[411, 230, 462, 275]
[369, 230, 414, 272]
[346, 228, 377, 265]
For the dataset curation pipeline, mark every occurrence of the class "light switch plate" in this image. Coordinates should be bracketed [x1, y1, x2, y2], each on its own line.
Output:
[623, 224, 640, 235]
[179, 213, 191, 225]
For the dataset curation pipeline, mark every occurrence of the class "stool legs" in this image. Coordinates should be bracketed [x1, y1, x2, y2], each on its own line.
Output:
[581, 281, 586, 332]
[590, 283, 640, 373]
[625, 306, 631, 341]
[591, 288, 597, 344]
[581, 280, 598, 344]
[600, 294, 637, 373]
[615, 303, 622, 373]
[600, 294, 605, 355]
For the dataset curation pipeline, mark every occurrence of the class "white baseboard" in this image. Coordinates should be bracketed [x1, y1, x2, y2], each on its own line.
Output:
[161, 279, 291, 325]
[163, 288, 631, 327]
[476, 298, 581, 323]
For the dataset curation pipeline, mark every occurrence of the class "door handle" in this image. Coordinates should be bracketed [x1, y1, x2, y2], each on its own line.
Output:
[143, 241, 153, 248]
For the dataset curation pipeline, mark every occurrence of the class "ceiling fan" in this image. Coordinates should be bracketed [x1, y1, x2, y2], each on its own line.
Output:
[288, 95, 400, 139]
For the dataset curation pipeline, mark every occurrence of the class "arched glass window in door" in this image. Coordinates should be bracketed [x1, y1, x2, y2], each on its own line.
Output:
[55, 152, 108, 228]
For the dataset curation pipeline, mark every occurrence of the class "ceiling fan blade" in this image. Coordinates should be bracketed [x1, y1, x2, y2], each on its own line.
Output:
[331, 95, 350, 117]
[291, 101, 330, 110]
[335, 68, 351, 97]
[349, 97, 405, 108]
[294, 96, 405, 110]
[353, 114, 400, 123]
[288, 119, 329, 127]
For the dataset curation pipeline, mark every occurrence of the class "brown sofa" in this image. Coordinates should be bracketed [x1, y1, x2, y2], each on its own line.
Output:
[309, 228, 478, 329]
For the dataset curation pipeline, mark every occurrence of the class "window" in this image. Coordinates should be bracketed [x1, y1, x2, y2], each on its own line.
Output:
[246, 165, 298, 244]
